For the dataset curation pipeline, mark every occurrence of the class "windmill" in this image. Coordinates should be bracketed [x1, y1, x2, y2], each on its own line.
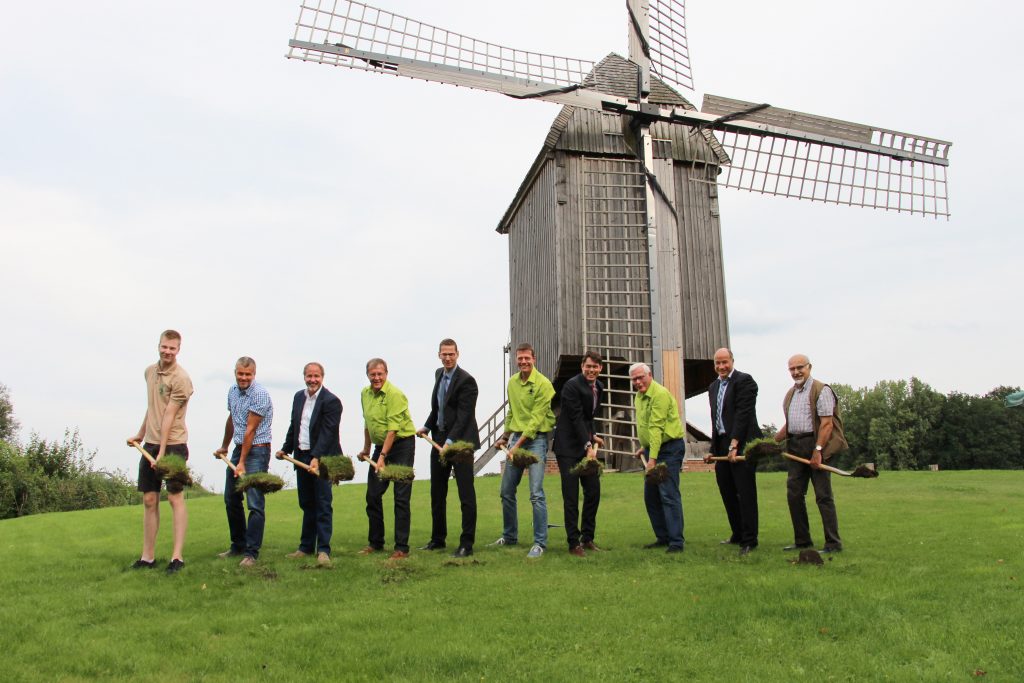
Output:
[285, 0, 952, 470]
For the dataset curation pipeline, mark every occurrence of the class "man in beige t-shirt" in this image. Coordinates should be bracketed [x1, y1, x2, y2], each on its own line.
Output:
[126, 329, 194, 574]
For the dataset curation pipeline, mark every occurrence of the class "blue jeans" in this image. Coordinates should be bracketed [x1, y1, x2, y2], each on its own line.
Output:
[643, 439, 685, 549]
[500, 432, 548, 547]
[224, 444, 270, 559]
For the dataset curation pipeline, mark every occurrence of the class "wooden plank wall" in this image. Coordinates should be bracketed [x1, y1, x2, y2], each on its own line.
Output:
[507, 158, 560, 378]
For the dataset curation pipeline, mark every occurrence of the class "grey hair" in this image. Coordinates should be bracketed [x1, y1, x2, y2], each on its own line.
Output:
[236, 356, 256, 368]
[628, 362, 651, 377]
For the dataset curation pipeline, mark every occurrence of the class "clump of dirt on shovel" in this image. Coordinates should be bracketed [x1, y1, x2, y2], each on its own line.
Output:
[379, 464, 415, 483]
[235, 472, 285, 493]
[155, 455, 192, 493]
[852, 464, 879, 478]
[645, 463, 669, 485]
[570, 458, 603, 478]
[743, 438, 783, 462]
[318, 455, 355, 483]
[509, 448, 540, 468]
[440, 441, 476, 466]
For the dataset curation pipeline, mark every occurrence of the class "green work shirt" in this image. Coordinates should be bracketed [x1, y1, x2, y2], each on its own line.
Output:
[361, 380, 416, 445]
[635, 379, 685, 461]
[505, 368, 556, 439]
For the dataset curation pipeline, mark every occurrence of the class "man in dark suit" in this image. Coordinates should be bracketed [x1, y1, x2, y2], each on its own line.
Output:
[553, 351, 605, 556]
[416, 339, 480, 558]
[705, 347, 760, 555]
[276, 362, 342, 566]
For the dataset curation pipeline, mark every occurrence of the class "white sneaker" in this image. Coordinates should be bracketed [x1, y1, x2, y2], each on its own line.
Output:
[527, 544, 544, 559]
[488, 537, 516, 546]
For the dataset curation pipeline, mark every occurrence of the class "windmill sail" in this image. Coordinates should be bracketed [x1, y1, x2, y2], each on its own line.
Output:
[648, 0, 695, 92]
[699, 94, 951, 217]
[287, 1, 626, 110]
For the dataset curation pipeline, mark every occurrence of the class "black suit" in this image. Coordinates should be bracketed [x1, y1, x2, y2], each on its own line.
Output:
[553, 373, 604, 549]
[280, 387, 342, 555]
[423, 366, 479, 549]
[708, 370, 760, 548]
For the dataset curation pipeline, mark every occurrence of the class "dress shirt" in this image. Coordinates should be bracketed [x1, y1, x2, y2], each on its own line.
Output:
[786, 378, 837, 433]
[298, 386, 322, 450]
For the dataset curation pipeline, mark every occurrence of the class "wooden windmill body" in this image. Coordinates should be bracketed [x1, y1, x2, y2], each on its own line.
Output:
[285, 0, 952, 469]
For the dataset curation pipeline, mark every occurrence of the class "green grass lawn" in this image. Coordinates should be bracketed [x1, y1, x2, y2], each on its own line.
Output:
[1, 470, 1022, 682]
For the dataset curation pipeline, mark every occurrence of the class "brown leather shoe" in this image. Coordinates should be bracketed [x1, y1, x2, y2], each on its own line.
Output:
[569, 545, 586, 557]
[317, 552, 332, 566]
[582, 541, 602, 552]
[358, 546, 379, 556]
[388, 550, 409, 560]
[286, 550, 309, 559]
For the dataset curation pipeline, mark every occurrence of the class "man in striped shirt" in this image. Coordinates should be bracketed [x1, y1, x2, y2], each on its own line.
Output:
[215, 356, 274, 567]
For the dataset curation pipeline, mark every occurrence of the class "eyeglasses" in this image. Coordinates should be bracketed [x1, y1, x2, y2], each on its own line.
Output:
[788, 364, 808, 372]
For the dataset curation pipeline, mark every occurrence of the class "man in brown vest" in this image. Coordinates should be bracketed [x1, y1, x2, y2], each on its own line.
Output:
[774, 354, 849, 554]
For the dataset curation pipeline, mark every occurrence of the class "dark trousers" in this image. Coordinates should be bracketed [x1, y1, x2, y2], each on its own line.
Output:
[711, 433, 758, 547]
[556, 454, 601, 549]
[366, 436, 414, 553]
[428, 431, 477, 548]
[786, 433, 842, 550]
[295, 449, 333, 555]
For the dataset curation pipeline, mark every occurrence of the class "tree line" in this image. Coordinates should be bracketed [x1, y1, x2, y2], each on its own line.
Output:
[761, 379, 1023, 471]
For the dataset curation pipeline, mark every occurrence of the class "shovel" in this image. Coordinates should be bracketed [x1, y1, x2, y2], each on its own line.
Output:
[782, 452, 878, 478]
[638, 452, 669, 484]
[276, 451, 319, 475]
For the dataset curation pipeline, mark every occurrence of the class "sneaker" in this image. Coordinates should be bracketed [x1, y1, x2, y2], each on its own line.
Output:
[165, 559, 185, 574]
[527, 544, 544, 559]
[131, 559, 156, 570]
[286, 550, 310, 559]
[488, 537, 516, 547]
[316, 552, 332, 566]
[217, 549, 242, 559]
[239, 556, 256, 567]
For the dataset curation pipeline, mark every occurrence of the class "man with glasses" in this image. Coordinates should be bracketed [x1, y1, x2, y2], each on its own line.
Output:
[774, 354, 849, 554]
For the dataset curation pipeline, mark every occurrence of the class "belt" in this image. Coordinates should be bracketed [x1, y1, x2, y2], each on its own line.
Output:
[788, 432, 813, 438]
[235, 442, 272, 448]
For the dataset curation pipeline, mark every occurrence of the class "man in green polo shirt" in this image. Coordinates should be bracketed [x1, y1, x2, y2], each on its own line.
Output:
[630, 362, 686, 553]
[357, 358, 416, 560]
[492, 343, 555, 559]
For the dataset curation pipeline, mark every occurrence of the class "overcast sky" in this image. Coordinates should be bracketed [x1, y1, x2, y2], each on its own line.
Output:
[1, 0, 1017, 491]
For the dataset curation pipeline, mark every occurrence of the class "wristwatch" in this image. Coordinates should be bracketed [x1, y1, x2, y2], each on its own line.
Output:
[815, 445, 823, 452]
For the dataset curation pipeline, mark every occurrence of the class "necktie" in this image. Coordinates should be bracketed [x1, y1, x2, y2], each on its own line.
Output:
[591, 382, 598, 412]
[438, 374, 450, 431]
[716, 379, 728, 434]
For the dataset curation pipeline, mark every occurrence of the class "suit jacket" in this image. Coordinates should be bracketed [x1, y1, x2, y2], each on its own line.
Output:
[553, 373, 604, 458]
[281, 387, 343, 460]
[708, 370, 760, 453]
[423, 366, 480, 447]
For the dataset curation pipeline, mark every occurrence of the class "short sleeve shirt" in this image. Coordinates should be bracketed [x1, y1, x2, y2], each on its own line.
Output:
[144, 362, 193, 444]
[227, 382, 274, 445]
[361, 380, 416, 445]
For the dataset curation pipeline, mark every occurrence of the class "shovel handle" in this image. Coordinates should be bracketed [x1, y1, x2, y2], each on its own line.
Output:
[708, 455, 747, 462]
[782, 452, 851, 477]
[497, 444, 512, 461]
[214, 451, 239, 475]
[416, 432, 444, 453]
[129, 440, 157, 466]
[276, 451, 318, 474]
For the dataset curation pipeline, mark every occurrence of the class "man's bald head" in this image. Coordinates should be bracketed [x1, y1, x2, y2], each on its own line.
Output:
[787, 354, 811, 384]
[714, 347, 734, 378]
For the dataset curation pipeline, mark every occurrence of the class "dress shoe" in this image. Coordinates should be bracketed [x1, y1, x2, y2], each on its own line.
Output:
[569, 545, 586, 557]
[389, 550, 409, 560]
[739, 545, 755, 556]
[783, 543, 813, 551]
[720, 538, 739, 545]
[643, 540, 668, 549]
[582, 541, 602, 552]
[451, 546, 473, 558]
[419, 541, 446, 551]
[819, 546, 843, 554]
[285, 550, 309, 559]
[357, 546, 380, 556]
[218, 549, 242, 559]
[317, 552, 332, 566]
[665, 546, 684, 554]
